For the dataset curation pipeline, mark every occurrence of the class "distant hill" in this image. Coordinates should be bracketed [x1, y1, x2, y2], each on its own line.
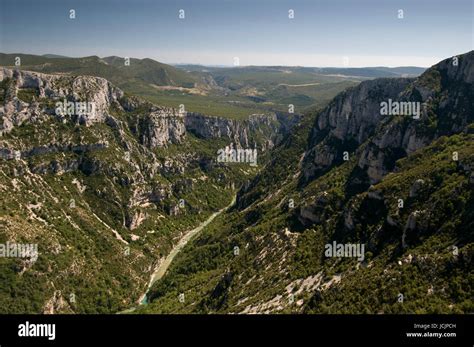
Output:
[102, 56, 197, 87]
[177, 65, 426, 79]
[41, 54, 70, 59]
[313, 66, 426, 78]
[0, 53, 200, 88]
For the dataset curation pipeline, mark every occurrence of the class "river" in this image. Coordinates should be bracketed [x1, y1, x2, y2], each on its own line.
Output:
[118, 194, 236, 313]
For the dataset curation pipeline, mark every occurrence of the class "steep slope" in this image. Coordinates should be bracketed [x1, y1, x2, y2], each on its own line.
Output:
[0, 67, 282, 313]
[140, 51, 474, 314]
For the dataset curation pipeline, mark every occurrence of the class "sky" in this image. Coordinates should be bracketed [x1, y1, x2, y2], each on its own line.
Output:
[0, 0, 473, 67]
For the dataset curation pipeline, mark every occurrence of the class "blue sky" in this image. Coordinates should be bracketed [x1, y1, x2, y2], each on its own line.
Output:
[0, 0, 473, 67]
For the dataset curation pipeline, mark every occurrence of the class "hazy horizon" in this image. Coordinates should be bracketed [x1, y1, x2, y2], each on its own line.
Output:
[0, 51, 439, 69]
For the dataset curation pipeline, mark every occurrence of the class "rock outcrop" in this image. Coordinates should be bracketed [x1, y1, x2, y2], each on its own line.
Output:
[303, 77, 412, 181]
[132, 108, 186, 148]
[0, 67, 124, 131]
[185, 112, 279, 149]
[0, 68, 283, 151]
[303, 51, 474, 184]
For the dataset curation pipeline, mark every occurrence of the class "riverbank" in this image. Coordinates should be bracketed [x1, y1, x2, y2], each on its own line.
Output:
[118, 194, 236, 313]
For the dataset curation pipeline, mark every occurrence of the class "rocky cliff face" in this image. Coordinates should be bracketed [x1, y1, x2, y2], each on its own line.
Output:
[303, 77, 412, 181]
[185, 112, 279, 149]
[357, 52, 474, 184]
[130, 107, 186, 148]
[303, 51, 474, 184]
[0, 67, 124, 131]
[0, 68, 281, 151]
